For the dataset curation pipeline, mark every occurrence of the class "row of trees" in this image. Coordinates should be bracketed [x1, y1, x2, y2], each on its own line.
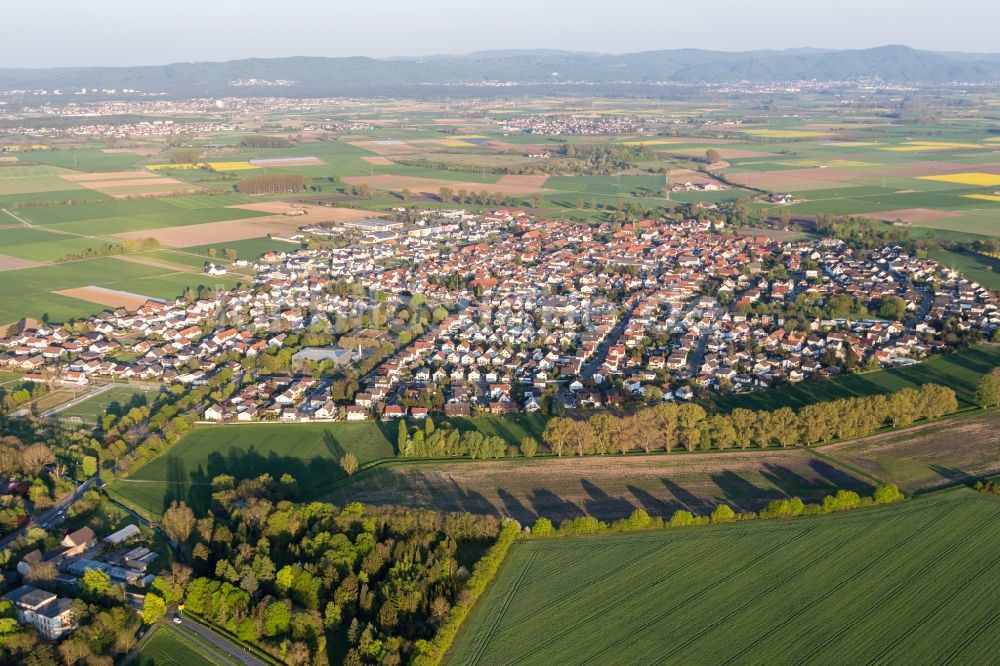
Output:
[54, 237, 160, 262]
[538, 383, 958, 457]
[530, 484, 905, 538]
[241, 136, 293, 149]
[236, 174, 306, 194]
[398, 419, 509, 459]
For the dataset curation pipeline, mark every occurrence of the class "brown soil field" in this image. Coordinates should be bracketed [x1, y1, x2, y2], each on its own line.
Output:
[361, 156, 395, 165]
[54, 286, 153, 310]
[875, 208, 963, 223]
[823, 411, 1000, 493]
[342, 173, 549, 196]
[116, 219, 302, 247]
[116, 204, 381, 247]
[0, 156, 18, 163]
[76, 177, 185, 189]
[60, 171, 160, 182]
[0, 254, 43, 271]
[101, 147, 162, 156]
[324, 449, 870, 522]
[228, 202, 382, 221]
[486, 141, 554, 153]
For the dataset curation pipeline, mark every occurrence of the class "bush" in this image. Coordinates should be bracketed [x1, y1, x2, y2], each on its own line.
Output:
[873, 484, 904, 505]
[530, 517, 554, 537]
[710, 504, 736, 523]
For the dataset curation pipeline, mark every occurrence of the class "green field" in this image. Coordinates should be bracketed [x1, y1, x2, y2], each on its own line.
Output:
[714, 344, 1000, 412]
[54, 384, 164, 424]
[0, 257, 238, 324]
[107, 422, 397, 517]
[929, 248, 1000, 291]
[130, 626, 238, 666]
[449, 489, 1000, 665]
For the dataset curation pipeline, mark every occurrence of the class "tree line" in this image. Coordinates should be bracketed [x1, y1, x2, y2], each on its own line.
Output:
[241, 136, 293, 149]
[540, 384, 958, 457]
[236, 174, 306, 194]
[528, 484, 905, 538]
[54, 237, 160, 263]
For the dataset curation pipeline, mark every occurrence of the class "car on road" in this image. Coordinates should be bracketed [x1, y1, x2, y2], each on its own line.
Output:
[172, 617, 182, 624]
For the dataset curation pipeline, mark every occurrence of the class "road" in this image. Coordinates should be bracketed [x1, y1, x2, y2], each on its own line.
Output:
[686, 332, 710, 377]
[0, 475, 99, 549]
[173, 612, 270, 666]
[581, 291, 646, 381]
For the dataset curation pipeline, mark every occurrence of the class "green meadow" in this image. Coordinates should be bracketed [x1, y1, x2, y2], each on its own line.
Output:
[450, 489, 1000, 665]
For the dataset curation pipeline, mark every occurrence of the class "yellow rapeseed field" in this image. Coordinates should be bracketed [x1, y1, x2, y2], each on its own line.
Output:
[963, 194, 1000, 202]
[204, 161, 259, 171]
[919, 173, 1000, 187]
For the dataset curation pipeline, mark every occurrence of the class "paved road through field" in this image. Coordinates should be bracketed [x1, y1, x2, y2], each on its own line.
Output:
[173, 611, 270, 666]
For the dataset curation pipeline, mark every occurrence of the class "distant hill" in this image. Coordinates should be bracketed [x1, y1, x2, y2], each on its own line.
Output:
[2, 46, 999, 96]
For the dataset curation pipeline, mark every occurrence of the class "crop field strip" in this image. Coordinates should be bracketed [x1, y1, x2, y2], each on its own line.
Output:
[448, 492, 1000, 665]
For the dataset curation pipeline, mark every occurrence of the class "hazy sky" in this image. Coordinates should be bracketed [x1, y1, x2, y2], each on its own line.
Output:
[7, 0, 999, 68]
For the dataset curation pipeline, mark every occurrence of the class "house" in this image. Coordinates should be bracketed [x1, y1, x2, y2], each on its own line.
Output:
[203, 405, 224, 421]
[3, 586, 77, 640]
[346, 406, 369, 421]
[383, 405, 406, 419]
[61, 527, 96, 558]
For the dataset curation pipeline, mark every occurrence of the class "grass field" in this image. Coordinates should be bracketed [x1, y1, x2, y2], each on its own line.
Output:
[107, 422, 397, 517]
[714, 344, 1000, 412]
[823, 409, 1000, 493]
[54, 384, 164, 424]
[449, 488, 1000, 665]
[325, 448, 870, 522]
[130, 626, 238, 666]
[929, 248, 1000, 291]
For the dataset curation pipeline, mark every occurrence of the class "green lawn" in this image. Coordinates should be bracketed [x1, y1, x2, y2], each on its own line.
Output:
[55, 384, 164, 425]
[108, 422, 397, 518]
[130, 626, 239, 666]
[713, 344, 1000, 412]
[449, 489, 1000, 665]
[929, 249, 1000, 292]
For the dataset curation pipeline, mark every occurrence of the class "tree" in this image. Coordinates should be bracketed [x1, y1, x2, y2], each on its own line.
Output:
[81, 455, 98, 477]
[339, 452, 359, 476]
[81, 568, 112, 598]
[264, 600, 292, 637]
[877, 295, 907, 321]
[705, 148, 721, 165]
[142, 593, 166, 625]
[162, 500, 196, 544]
[20, 443, 54, 475]
[975, 373, 998, 409]
[397, 420, 409, 452]
[519, 436, 538, 458]
[542, 417, 573, 456]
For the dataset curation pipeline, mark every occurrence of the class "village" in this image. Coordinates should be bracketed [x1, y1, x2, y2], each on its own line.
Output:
[1, 209, 996, 424]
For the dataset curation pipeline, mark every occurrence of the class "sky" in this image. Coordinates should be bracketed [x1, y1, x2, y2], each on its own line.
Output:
[6, 0, 999, 68]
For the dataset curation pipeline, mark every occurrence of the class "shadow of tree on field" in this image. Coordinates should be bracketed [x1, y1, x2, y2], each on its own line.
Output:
[580, 478, 637, 520]
[497, 488, 535, 522]
[626, 485, 677, 518]
[527, 488, 584, 522]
